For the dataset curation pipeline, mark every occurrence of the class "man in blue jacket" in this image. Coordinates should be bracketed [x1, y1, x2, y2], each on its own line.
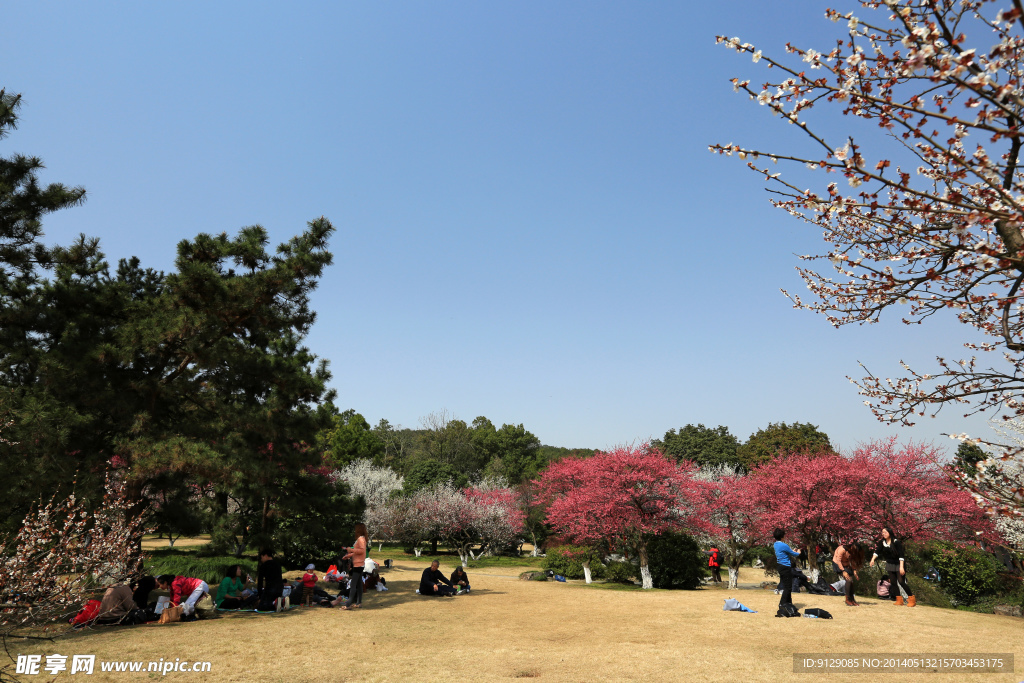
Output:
[773, 528, 800, 609]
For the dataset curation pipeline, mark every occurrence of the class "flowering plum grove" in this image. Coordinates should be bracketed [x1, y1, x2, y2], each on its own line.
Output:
[711, 0, 1024, 516]
[534, 442, 991, 589]
[365, 481, 525, 567]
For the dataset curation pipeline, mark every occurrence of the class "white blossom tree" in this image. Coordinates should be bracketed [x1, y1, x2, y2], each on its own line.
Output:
[713, 0, 1024, 516]
[0, 472, 149, 678]
[330, 459, 403, 549]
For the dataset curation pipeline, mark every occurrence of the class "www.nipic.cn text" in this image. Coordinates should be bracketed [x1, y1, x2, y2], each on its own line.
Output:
[16, 654, 213, 675]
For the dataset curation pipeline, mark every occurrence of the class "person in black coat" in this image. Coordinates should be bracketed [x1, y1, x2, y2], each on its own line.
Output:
[256, 548, 284, 610]
[869, 526, 915, 607]
[419, 560, 455, 596]
[450, 566, 470, 592]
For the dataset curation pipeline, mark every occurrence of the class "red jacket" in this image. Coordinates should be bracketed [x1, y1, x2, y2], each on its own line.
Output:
[302, 572, 318, 588]
[170, 576, 204, 605]
[708, 548, 720, 568]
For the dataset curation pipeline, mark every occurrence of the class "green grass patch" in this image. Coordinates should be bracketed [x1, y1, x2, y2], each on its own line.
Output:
[379, 551, 543, 570]
[565, 580, 648, 592]
[144, 547, 263, 585]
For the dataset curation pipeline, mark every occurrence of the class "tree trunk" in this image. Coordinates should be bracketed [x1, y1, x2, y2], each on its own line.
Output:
[430, 538, 437, 554]
[728, 565, 739, 589]
[583, 560, 593, 584]
[261, 496, 270, 535]
[810, 568, 820, 584]
[638, 545, 653, 589]
[379, 542, 384, 552]
[458, 545, 469, 568]
[413, 546, 422, 557]
[168, 536, 176, 548]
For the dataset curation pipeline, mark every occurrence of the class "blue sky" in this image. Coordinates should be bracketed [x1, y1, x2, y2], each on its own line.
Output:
[0, 1, 998, 453]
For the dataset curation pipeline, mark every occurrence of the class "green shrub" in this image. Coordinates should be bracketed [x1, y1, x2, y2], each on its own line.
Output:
[745, 545, 774, 568]
[604, 559, 636, 584]
[646, 532, 706, 590]
[542, 546, 606, 580]
[929, 542, 1001, 605]
[144, 549, 262, 585]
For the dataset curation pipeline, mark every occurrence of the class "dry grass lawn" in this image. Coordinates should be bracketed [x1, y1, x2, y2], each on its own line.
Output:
[10, 559, 1024, 682]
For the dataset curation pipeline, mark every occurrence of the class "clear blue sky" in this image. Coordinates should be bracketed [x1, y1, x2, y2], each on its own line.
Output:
[0, 1, 996, 453]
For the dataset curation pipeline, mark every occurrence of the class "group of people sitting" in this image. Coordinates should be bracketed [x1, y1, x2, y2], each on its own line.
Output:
[72, 520, 478, 626]
[417, 560, 471, 596]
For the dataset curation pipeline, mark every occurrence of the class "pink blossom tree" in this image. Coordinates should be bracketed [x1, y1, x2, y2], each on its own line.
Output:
[750, 451, 864, 573]
[851, 439, 995, 542]
[694, 465, 772, 588]
[535, 444, 704, 589]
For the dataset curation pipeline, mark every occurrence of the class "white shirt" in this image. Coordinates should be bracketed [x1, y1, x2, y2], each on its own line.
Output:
[363, 558, 378, 574]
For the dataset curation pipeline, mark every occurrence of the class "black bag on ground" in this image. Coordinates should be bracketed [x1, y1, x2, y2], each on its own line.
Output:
[119, 607, 149, 625]
[804, 608, 833, 619]
[776, 603, 800, 618]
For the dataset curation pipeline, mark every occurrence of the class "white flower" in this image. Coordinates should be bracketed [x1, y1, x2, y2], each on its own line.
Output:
[849, 176, 863, 188]
[752, 50, 762, 64]
[757, 90, 770, 105]
[848, 16, 859, 30]
[835, 143, 850, 161]
[848, 52, 864, 66]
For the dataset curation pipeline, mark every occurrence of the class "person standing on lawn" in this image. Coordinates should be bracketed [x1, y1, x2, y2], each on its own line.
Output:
[773, 528, 800, 609]
[869, 526, 915, 607]
[707, 546, 723, 583]
[339, 523, 368, 610]
[833, 541, 862, 607]
[301, 564, 318, 607]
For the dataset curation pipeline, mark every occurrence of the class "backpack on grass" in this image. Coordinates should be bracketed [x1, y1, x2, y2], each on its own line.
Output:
[776, 603, 800, 618]
[804, 608, 833, 619]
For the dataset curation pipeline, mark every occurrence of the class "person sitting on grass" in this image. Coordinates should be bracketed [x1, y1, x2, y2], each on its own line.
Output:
[95, 584, 138, 624]
[362, 557, 387, 592]
[419, 560, 455, 596]
[216, 564, 252, 609]
[450, 566, 470, 593]
[156, 574, 209, 617]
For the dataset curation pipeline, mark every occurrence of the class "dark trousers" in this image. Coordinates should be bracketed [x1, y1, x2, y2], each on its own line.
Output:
[844, 574, 856, 601]
[711, 566, 722, 582]
[348, 569, 364, 605]
[887, 565, 913, 599]
[778, 565, 793, 606]
[218, 595, 255, 609]
[256, 583, 282, 611]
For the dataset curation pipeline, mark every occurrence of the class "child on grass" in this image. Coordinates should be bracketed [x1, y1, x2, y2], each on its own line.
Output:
[301, 564, 318, 607]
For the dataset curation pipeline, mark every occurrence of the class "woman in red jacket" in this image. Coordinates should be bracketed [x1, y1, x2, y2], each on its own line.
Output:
[157, 574, 209, 617]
